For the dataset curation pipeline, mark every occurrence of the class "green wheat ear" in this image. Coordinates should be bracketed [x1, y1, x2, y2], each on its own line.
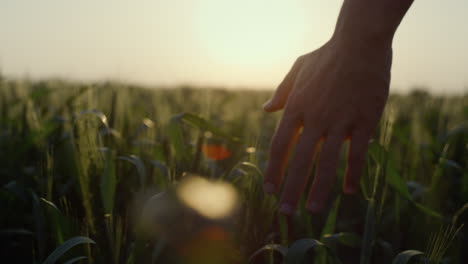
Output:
[423, 223, 463, 264]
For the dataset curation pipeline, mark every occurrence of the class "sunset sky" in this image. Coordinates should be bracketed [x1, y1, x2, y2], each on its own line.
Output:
[1, 0, 467, 93]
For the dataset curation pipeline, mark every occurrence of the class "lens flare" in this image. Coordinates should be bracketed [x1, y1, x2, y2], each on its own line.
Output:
[177, 176, 238, 219]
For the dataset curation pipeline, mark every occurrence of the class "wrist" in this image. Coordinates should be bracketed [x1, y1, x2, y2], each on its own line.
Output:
[328, 16, 394, 63]
[330, 26, 393, 55]
[330, 0, 414, 52]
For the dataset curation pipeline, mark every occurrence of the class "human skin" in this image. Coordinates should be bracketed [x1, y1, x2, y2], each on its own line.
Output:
[263, 0, 415, 214]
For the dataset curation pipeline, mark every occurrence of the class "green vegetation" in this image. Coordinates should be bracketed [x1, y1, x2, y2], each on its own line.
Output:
[0, 77, 467, 263]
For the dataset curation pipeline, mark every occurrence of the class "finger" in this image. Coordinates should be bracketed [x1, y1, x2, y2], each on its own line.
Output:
[307, 131, 346, 213]
[263, 113, 302, 194]
[279, 128, 321, 215]
[263, 56, 305, 112]
[343, 130, 370, 194]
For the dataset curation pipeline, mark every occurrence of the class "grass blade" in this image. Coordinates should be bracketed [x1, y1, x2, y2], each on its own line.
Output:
[42, 236, 95, 264]
[118, 155, 147, 188]
[320, 195, 342, 240]
[391, 250, 424, 264]
[323, 232, 361, 248]
[40, 198, 65, 245]
[285, 239, 341, 264]
[100, 148, 116, 215]
[248, 244, 288, 263]
[176, 112, 239, 142]
[0, 229, 34, 236]
[360, 199, 376, 264]
[63, 256, 87, 264]
[386, 156, 442, 219]
[168, 115, 191, 164]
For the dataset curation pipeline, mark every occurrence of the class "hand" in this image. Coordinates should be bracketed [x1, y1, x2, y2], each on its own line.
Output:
[263, 39, 392, 214]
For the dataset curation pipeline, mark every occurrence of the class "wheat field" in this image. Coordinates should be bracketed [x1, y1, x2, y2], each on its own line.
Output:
[0, 77, 467, 263]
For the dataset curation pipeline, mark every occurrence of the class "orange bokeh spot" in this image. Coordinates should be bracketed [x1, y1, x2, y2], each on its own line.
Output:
[177, 226, 230, 257]
[201, 144, 232, 160]
[199, 226, 228, 241]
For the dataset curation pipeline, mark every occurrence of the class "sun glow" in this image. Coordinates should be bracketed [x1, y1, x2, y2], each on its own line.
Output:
[193, 0, 308, 67]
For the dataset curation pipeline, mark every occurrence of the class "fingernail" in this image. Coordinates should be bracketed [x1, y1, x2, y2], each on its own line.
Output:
[279, 203, 293, 215]
[263, 182, 275, 194]
[308, 202, 321, 213]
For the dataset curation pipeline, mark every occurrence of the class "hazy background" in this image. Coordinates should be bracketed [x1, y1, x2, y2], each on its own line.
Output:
[1, 0, 467, 93]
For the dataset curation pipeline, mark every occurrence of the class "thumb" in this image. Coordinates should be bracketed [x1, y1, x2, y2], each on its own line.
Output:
[263, 56, 305, 112]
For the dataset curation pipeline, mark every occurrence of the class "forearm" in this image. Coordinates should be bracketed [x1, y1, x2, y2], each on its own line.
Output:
[332, 0, 415, 48]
